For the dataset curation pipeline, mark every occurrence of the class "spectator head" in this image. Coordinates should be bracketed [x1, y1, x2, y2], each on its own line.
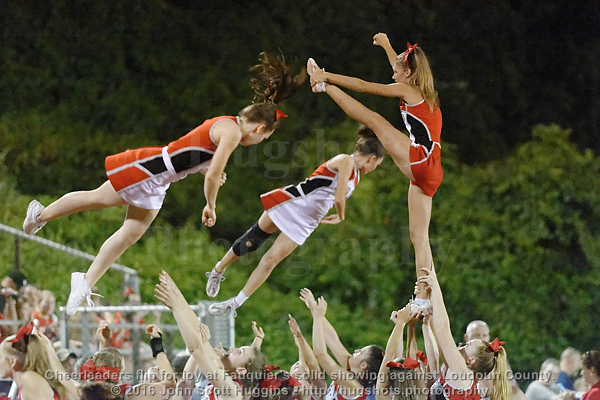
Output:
[57, 348, 79, 375]
[21, 285, 40, 305]
[581, 350, 600, 386]
[38, 290, 56, 316]
[539, 358, 560, 386]
[560, 347, 582, 376]
[2, 270, 27, 291]
[464, 320, 491, 342]
[170, 351, 191, 380]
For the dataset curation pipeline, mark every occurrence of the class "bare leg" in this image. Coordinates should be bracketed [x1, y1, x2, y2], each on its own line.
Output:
[214, 212, 279, 274]
[323, 85, 415, 181]
[241, 233, 298, 296]
[408, 184, 433, 299]
[39, 181, 127, 222]
[85, 205, 160, 287]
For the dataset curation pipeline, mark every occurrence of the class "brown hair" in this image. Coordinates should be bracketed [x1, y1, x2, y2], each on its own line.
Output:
[582, 350, 600, 376]
[235, 347, 268, 396]
[387, 359, 419, 400]
[2, 336, 68, 400]
[239, 102, 280, 131]
[250, 51, 307, 104]
[396, 46, 439, 112]
[91, 347, 125, 383]
[354, 125, 385, 158]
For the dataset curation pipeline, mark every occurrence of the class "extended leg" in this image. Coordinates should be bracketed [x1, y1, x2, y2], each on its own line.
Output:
[207, 232, 298, 316]
[40, 181, 127, 222]
[66, 205, 159, 315]
[206, 212, 278, 297]
[323, 85, 415, 181]
[408, 184, 433, 301]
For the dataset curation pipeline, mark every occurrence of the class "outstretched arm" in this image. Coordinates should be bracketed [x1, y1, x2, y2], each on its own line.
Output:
[155, 272, 237, 395]
[202, 121, 241, 227]
[417, 267, 471, 379]
[300, 288, 351, 365]
[377, 306, 411, 393]
[251, 321, 265, 349]
[422, 315, 440, 376]
[373, 32, 398, 68]
[321, 155, 354, 225]
[312, 297, 362, 392]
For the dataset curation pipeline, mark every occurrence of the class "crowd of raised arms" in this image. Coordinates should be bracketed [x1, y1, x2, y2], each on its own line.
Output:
[9, 33, 598, 400]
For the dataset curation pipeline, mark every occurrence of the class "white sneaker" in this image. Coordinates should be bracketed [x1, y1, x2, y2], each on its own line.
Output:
[23, 200, 46, 234]
[205, 269, 225, 298]
[66, 272, 102, 316]
[306, 58, 326, 93]
[409, 298, 432, 315]
[207, 298, 239, 317]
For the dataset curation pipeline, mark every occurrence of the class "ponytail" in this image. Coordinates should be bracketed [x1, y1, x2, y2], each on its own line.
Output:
[249, 51, 307, 104]
[396, 45, 439, 112]
[491, 348, 511, 400]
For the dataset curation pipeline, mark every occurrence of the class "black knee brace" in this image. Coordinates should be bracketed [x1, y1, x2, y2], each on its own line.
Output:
[232, 223, 271, 256]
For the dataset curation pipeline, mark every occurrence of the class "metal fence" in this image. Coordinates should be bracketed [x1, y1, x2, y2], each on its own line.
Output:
[0, 222, 139, 291]
[0, 222, 236, 384]
[59, 303, 235, 383]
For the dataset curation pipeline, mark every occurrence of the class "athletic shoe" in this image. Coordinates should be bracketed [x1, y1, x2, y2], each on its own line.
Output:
[208, 298, 239, 317]
[205, 269, 225, 298]
[306, 58, 326, 93]
[66, 272, 102, 316]
[23, 200, 46, 234]
[409, 298, 432, 315]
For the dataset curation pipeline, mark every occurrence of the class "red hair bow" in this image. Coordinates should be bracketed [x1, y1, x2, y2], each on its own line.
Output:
[487, 338, 505, 354]
[416, 350, 428, 366]
[260, 365, 282, 390]
[385, 357, 420, 370]
[282, 376, 302, 387]
[8, 322, 34, 343]
[79, 358, 121, 382]
[404, 42, 418, 65]
[275, 109, 288, 121]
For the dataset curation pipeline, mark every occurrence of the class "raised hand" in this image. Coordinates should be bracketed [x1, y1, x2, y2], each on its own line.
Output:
[299, 288, 317, 312]
[145, 324, 163, 339]
[373, 32, 391, 47]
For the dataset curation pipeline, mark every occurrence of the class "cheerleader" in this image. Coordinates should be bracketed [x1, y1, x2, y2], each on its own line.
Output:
[205, 126, 385, 316]
[22, 52, 306, 316]
[308, 34, 442, 312]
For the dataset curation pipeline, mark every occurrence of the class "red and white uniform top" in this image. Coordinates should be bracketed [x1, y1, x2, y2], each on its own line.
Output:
[260, 156, 360, 245]
[400, 100, 442, 153]
[430, 372, 483, 400]
[105, 116, 236, 209]
[325, 382, 370, 400]
[400, 100, 444, 197]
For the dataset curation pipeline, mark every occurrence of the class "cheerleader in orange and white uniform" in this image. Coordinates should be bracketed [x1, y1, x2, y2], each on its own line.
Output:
[21, 52, 306, 317]
[205, 126, 385, 316]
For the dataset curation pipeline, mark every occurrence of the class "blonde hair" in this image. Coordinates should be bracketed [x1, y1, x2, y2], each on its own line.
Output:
[470, 342, 511, 400]
[2, 336, 67, 399]
[396, 46, 439, 112]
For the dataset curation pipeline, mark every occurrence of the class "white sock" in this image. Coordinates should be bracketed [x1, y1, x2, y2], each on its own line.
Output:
[414, 298, 429, 306]
[234, 291, 249, 307]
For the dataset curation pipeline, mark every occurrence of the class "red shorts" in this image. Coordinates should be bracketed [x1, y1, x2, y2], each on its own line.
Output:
[409, 144, 443, 197]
